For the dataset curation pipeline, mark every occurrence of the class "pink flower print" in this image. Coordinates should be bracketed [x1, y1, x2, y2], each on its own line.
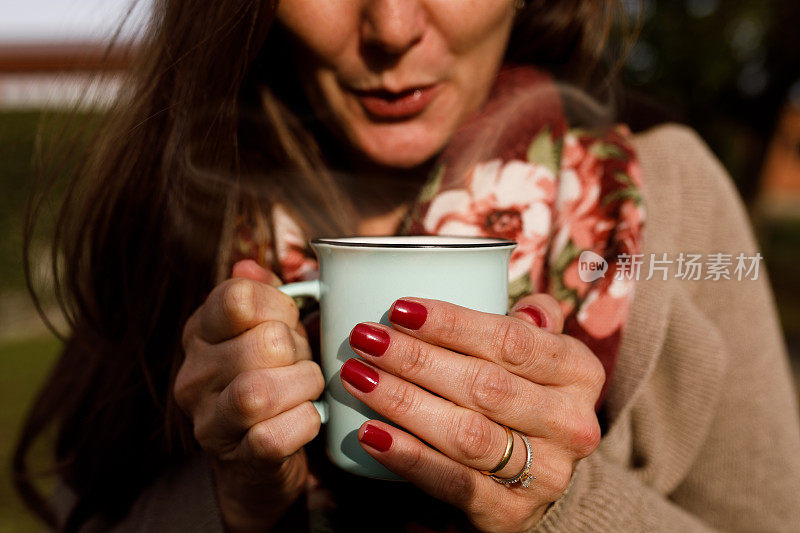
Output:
[272, 203, 319, 283]
[556, 134, 610, 249]
[616, 200, 646, 255]
[562, 256, 586, 296]
[422, 159, 556, 282]
[575, 269, 635, 338]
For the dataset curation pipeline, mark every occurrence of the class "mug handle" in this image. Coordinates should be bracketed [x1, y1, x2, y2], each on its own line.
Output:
[278, 280, 328, 424]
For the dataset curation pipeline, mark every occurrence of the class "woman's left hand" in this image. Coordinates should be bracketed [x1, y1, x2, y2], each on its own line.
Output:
[341, 294, 606, 533]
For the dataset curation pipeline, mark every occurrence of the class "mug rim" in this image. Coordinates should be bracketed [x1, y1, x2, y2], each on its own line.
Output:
[310, 235, 516, 249]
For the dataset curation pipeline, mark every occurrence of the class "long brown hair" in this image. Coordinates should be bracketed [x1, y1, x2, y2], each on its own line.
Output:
[14, 0, 635, 528]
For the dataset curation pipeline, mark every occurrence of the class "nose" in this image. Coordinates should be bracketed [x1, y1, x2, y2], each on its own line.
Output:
[361, 0, 426, 55]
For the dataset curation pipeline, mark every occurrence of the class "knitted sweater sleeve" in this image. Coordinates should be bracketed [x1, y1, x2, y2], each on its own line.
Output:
[530, 124, 800, 532]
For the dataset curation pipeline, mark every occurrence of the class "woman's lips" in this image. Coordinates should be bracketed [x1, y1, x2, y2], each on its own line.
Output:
[352, 84, 439, 120]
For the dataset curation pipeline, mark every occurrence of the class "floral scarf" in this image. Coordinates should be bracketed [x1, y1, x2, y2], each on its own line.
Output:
[234, 65, 646, 408]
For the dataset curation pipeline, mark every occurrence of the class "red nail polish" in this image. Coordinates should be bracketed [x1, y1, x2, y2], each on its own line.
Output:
[360, 424, 392, 452]
[350, 324, 390, 356]
[514, 305, 546, 328]
[390, 299, 427, 329]
[340, 358, 379, 393]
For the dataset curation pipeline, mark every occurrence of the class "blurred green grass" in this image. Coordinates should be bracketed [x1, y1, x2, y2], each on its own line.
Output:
[0, 111, 93, 531]
[0, 111, 42, 294]
[0, 110, 97, 295]
[0, 336, 61, 533]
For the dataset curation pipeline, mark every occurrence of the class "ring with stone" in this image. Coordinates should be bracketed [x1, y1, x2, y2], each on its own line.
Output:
[490, 432, 535, 487]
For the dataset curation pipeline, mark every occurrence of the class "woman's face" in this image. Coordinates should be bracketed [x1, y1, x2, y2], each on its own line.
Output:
[276, 0, 517, 168]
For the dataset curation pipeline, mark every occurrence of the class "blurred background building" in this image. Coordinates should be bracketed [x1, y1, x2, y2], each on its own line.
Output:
[0, 1, 798, 530]
[758, 97, 800, 219]
[0, 42, 124, 109]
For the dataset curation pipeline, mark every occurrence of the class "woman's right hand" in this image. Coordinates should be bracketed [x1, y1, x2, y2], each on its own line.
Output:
[175, 259, 324, 532]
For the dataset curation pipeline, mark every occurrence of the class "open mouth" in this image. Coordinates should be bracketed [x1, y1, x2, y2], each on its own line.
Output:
[351, 84, 439, 120]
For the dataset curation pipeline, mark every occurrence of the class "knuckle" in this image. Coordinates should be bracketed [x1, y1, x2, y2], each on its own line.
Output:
[254, 320, 296, 362]
[436, 304, 462, 342]
[586, 355, 607, 392]
[192, 423, 209, 448]
[396, 442, 425, 472]
[565, 335, 605, 386]
[228, 371, 273, 420]
[383, 382, 420, 417]
[180, 312, 199, 352]
[180, 332, 202, 358]
[396, 340, 433, 379]
[181, 310, 207, 356]
[304, 362, 326, 396]
[247, 422, 282, 461]
[452, 412, 495, 464]
[294, 360, 325, 398]
[470, 361, 513, 414]
[576, 419, 602, 456]
[492, 319, 536, 367]
[269, 286, 300, 325]
[173, 365, 199, 415]
[301, 400, 323, 430]
[191, 416, 221, 452]
[566, 412, 601, 456]
[173, 369, 190, 410]
[445, 468, 476, 509]
[180, 329, 191, 354]
[251, 403, 318, 461]
[220, 279, 257, 326]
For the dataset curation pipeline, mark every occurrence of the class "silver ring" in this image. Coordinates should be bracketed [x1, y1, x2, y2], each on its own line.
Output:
[490, 432, 535, 487]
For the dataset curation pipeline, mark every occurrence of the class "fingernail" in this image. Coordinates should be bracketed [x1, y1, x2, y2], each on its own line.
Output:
[340, 358, 379, 393]
[389, 299, 427, 330]
[513, 305, 546, 328]
[350, 324, 390, 356]
[360, 424, 392, 452]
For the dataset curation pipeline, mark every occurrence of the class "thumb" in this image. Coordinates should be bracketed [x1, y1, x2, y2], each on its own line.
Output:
[507, 293, 564, 334]
[230, 259, 282, 288]
[232, 259, 311, 340]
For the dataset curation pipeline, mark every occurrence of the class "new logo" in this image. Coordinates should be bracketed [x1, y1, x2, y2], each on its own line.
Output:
[578, 251, 608, 282]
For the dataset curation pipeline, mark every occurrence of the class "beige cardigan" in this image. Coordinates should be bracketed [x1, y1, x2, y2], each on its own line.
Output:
[92, 124, 800, 532]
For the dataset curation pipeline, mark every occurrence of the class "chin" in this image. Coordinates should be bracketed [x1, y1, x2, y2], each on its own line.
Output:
[350, 122, 451, 168]
[360, 144, 441, 168]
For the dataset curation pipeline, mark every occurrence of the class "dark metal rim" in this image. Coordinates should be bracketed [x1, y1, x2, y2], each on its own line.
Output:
[310, 237, 516, 249]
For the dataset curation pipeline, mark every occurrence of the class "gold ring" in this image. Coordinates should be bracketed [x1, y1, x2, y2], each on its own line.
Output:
[490, 432, 535, 487]
[480, 425, 514, 475]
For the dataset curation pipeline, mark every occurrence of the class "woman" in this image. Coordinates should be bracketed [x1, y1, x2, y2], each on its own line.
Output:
[14, 1, 800, 532]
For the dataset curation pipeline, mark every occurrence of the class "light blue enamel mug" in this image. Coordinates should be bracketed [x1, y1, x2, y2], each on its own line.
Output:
[278, 235, 516, 480]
